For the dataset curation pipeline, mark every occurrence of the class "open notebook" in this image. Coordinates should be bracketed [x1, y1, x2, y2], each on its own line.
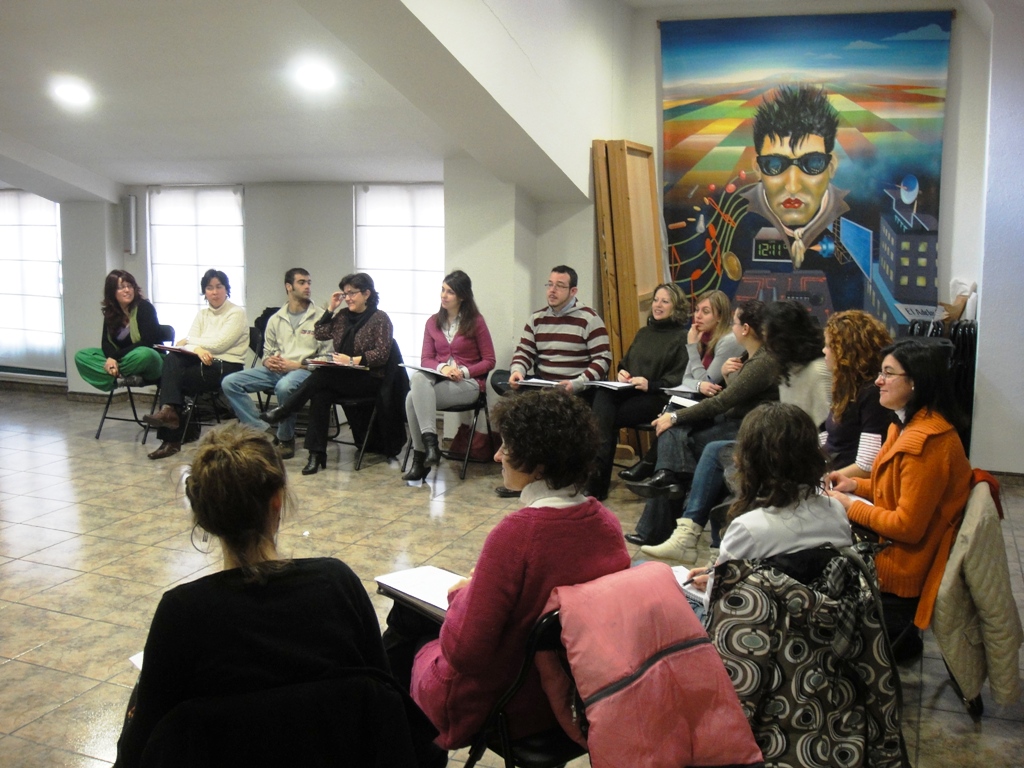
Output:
[375, 565, 465, 623]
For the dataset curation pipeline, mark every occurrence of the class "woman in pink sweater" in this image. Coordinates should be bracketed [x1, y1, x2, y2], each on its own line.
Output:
[403, 270, 495, 482]
[385, 389, 631, 749]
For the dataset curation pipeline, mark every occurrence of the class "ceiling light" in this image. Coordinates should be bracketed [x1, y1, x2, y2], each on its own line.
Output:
[289, 56, 337, 93]
[49, 75, 94, 111]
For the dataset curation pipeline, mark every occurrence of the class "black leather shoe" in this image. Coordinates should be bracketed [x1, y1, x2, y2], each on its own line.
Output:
[495, 486, 521, 499]
[147, 441, 181, 460]
[301, 451, 327, 475]
[618, 458, 655, 482]
[260, 407, 288, 426]
[276, 439, 296, 460]
[422, 433, 441, 467]
[624, 532, 650, 546]
[626, 469, 691, 499]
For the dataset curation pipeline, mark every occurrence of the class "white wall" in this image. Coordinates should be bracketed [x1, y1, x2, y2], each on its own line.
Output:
[971, 0, 1024, 471]
[243, 184, 356, 314]
[61, 201, 121, 393]
[402, 0, 634, 194]
[443, 153, 520, 369]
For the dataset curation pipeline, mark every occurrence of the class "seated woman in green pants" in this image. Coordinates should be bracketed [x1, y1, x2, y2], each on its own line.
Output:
[74, 269, 164, 391]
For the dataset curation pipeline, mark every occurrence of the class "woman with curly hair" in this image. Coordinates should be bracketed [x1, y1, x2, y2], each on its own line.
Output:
[823, 310, 893, 475]
[74, 269, 164, 391]
[384, 389, 631, 749]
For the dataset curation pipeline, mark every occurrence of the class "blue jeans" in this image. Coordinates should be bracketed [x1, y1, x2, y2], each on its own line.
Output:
[679, 440, 735, 548]
[635, 440, 735, 546]
[655, 415, 740, 476]
[221, 366, 310, 441]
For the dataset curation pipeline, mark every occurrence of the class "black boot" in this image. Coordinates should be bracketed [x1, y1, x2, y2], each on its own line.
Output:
[301, 451, 327, 475]
[402, 451, 430, 482]
[422, 432, 441, 467]
[260, 374, 315, 425]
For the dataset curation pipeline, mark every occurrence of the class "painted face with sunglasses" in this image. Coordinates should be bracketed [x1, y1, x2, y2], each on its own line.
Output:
[756, 133, 838, 229]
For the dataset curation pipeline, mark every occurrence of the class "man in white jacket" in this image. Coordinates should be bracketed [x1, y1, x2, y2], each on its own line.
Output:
[222, 268, 329, 458]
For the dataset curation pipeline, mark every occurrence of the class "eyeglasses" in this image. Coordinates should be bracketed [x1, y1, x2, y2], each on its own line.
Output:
[544, 282, 571, 291]
[341, 290, 365, 298]
[756, 152, 832, 177]
[877, 369, 909, 382]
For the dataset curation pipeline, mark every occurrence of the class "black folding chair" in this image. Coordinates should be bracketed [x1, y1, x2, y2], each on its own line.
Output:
[464, 610, 587, 768]
[94, 324, 174, 444]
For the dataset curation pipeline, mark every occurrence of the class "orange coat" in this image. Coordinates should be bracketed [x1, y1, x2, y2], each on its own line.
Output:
[849, 408, 971, 628]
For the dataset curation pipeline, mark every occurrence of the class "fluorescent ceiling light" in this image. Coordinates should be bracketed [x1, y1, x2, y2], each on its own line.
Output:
[49, 75, 94, 110]
[289, 55, 337, 93]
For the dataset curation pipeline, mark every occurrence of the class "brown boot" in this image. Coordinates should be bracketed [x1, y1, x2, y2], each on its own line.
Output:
[143, 404, 180, 430]
[147, 441, 181, 460]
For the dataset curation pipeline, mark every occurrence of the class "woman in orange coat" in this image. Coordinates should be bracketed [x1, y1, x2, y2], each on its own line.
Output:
[828, 338, 971, 661]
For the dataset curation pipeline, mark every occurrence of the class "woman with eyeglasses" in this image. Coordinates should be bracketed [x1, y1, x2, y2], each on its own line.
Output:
[383, 389, 631, 750]
[828, 338, 971, 660]
[619, 289, 741, 483]
[261, 273, 394, 475]
[402, 270, 495, 483]
[143, 269, 248, 460]
[74, 269, 165, 392]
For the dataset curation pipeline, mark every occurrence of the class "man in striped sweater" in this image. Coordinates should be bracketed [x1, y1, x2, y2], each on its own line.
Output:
[508, 265, 611, 392]
[492, 266, 611, 497]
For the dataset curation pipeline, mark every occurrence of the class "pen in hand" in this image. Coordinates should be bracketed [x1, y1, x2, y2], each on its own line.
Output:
[681, 567, 708, 586]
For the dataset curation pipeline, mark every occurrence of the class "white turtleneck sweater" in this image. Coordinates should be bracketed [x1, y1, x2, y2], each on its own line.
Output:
[183, 300, 249, 364]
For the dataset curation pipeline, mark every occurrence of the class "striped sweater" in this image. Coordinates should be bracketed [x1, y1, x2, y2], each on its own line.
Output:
[509, 300, 611, 392]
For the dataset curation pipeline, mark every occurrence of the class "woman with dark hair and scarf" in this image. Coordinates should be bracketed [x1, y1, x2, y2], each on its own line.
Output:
[261, 272, 393, 475]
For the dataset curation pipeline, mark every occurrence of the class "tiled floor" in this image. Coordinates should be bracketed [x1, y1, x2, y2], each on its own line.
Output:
[0, 387, 1022, 767]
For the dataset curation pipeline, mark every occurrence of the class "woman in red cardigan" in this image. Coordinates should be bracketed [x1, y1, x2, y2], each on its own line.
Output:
[828, 338, 971, 661]
[384, 389, 631, 750]
[403, 270, 495, 482]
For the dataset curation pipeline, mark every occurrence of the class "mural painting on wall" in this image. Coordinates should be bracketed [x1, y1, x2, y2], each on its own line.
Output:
[661, 12, 953, 334]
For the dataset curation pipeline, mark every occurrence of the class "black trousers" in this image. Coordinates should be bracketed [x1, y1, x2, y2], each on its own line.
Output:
[274, 367, 382, 454]
[156, 354, 242, 443]
[382, 603, 443, 692]
[590, 388, 667, 494]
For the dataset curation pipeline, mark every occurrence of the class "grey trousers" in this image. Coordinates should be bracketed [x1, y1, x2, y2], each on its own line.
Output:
[405, 370, 480, 450]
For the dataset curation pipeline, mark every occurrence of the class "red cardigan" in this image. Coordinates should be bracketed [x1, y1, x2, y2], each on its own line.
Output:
[420, 315, 496, 392]
[849, 408, 971, 627]
[410, 496, 631, 749]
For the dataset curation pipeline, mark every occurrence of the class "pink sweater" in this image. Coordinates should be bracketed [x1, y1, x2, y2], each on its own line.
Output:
[410, 497, 631, 749]
[420, 316, 496, 392]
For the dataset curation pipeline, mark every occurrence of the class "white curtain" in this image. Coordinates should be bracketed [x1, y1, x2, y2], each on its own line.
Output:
[148, 186, 245, 341]
[0, 191, 64, 373]
[355, 184, 444, 367]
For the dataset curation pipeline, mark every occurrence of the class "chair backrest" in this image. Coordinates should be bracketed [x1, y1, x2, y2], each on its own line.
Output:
[248, 326, 264, 361]
[140, 669, 443, 768]
[157, 324, 175, 344]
